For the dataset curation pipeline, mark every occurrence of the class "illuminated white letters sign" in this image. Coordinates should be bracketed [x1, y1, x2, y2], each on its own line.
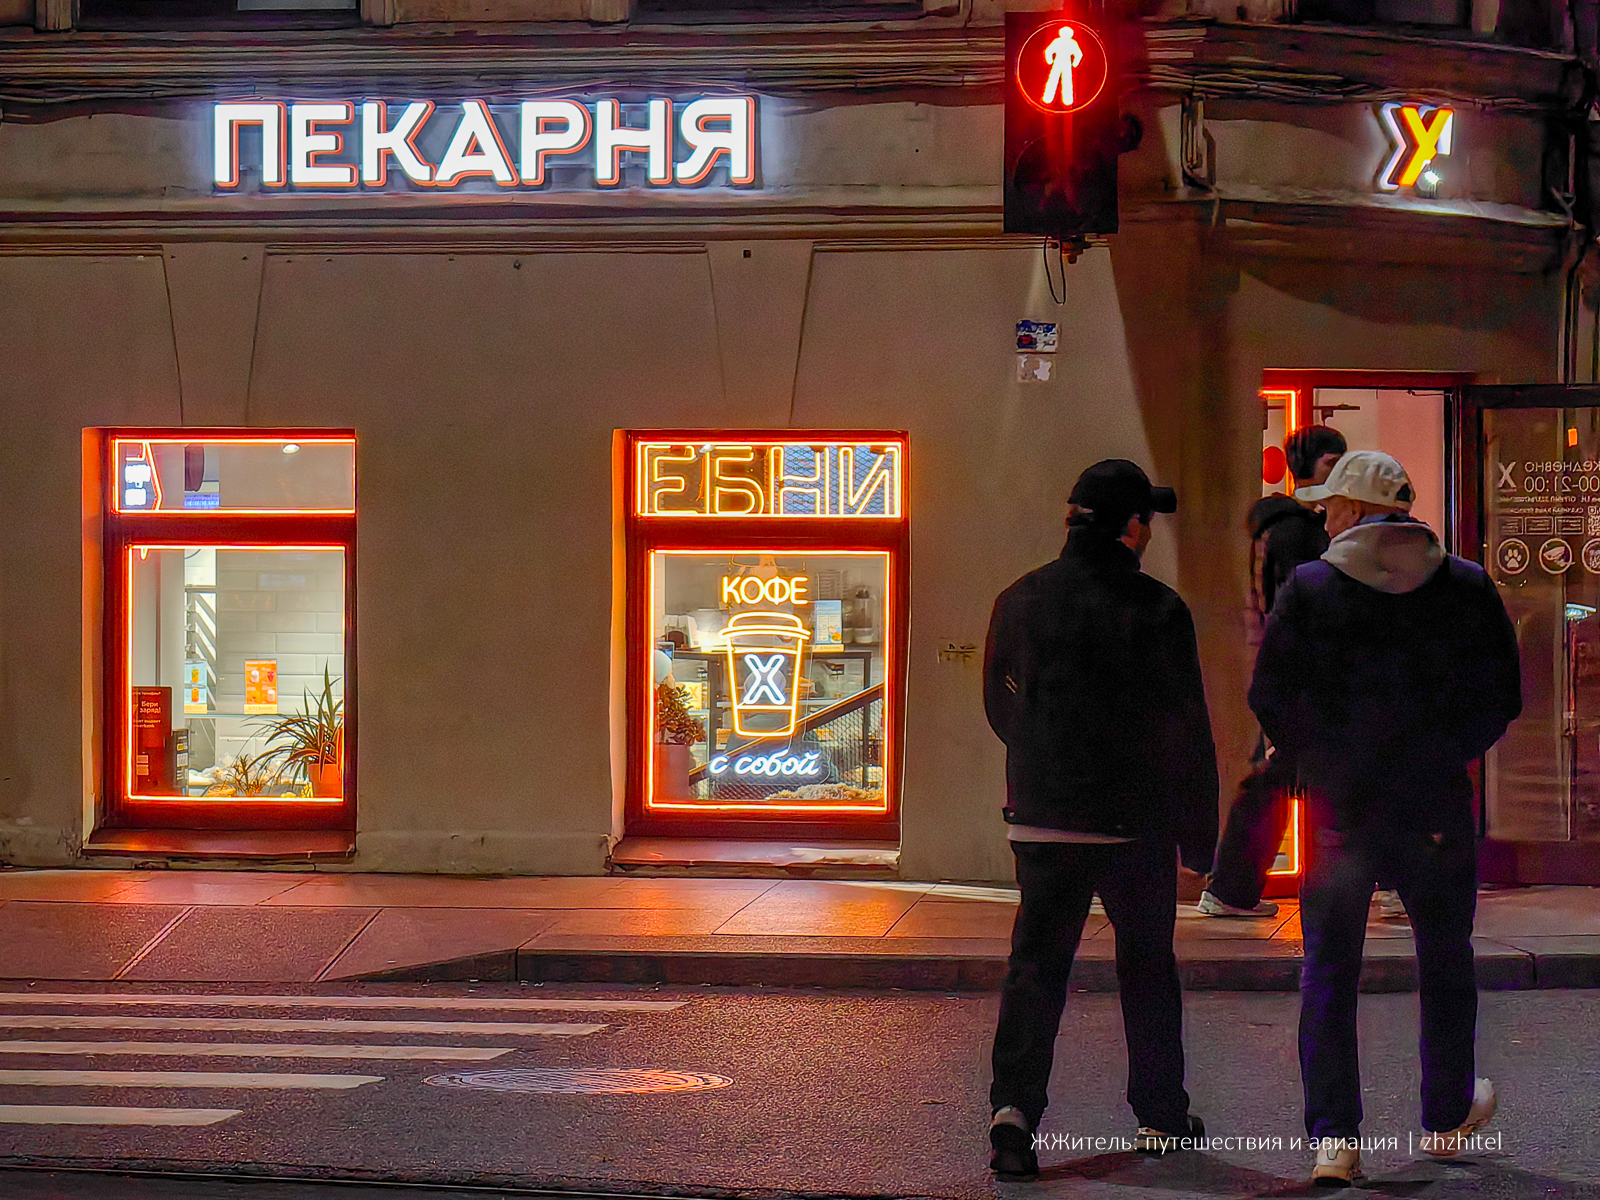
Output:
[708, 750, 824, 779]
[213, 96, 757, 192]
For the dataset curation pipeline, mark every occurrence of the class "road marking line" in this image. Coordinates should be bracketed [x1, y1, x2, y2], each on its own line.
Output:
[0, 1069, 382, 1088]
[0, 1104, 240, 1126]
[0, 1041, 510, 1061]
[0, 993, 684, 1013]
[0, 1016, 603, 1037]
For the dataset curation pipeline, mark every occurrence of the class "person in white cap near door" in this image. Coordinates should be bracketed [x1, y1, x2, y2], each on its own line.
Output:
[1249, 450, 1522, 1185]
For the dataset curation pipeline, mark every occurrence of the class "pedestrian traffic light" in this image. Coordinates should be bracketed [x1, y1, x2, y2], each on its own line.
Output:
[1004, 10, 1125, 241]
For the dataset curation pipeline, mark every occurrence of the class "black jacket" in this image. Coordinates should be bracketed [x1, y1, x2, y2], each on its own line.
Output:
[1249, 515, 1522, 836]
[1249, 496, 1329, 616]
[983, 530, 1220, 871]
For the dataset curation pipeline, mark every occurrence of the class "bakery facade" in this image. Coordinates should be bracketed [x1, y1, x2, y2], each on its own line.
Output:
[0, 13, 1585, 882]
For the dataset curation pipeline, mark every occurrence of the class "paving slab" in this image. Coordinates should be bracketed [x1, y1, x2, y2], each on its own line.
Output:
[713, 879, 930, 936]
[0, 902, 184, 980]
[109, 871, 316, 906]
[885, 899, 1019, 939]
[539, 907, 743, 936]
[0, 871, 149, 903]
[263, 874, 630, 909]
[1475, 884, 1600, 937]
[122, 906, 378, 982]
[320, 906, 562, 982]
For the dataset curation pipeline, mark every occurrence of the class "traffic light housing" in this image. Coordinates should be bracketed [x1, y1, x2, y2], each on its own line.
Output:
[1004, 10, 1123, 239]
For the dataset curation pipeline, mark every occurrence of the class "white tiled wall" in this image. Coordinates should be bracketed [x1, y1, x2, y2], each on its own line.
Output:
[212, 548, 345, 765]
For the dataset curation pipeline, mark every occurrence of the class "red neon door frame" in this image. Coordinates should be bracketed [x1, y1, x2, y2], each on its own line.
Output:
[101, 429, 357, 833]
[1256, 371, 1478, 896]
[624, 430, 908, 841]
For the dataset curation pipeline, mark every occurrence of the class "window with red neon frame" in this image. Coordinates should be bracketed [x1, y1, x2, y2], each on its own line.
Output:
[624, 431, 908, 840]
[101, 431, 356, 832]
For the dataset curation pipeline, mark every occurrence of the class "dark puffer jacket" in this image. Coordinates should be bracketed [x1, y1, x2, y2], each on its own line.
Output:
[1248, 496, 1329, 616]
[983, 529, 1220, 871]
[1249, 514, 1522, 836]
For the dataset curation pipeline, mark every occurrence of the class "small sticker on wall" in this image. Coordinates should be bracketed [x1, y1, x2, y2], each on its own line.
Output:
[1016, 320, 1058, 353]
[1018, 354, 1054, 383]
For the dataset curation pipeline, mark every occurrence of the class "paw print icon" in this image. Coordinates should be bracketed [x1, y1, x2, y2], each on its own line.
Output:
[1497, 538, 1529, 576]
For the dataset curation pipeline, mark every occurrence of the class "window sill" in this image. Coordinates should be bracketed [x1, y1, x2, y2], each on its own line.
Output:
[81, 828, 355, 861]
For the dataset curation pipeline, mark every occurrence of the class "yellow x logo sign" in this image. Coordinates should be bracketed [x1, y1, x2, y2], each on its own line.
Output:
[1379, 103, 1454, 191]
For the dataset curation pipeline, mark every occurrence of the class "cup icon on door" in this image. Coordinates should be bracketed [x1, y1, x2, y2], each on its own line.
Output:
[723, 611, 811, 739]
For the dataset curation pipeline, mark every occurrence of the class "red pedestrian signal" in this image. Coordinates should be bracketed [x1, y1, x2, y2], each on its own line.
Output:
[1015, 21, 1109, 116]
[1005, 11, 1126, 241]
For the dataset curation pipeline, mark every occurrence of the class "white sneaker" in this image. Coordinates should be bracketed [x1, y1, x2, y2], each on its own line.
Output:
[1374, 889, 1407, 921]
[1420, 1078, 1497, 1158]
[1312, 1138, 1363, 1186]
[1198, 890, 1279, 918]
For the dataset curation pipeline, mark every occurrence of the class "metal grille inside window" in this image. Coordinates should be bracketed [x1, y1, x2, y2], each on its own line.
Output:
[705, 695, 884, 806]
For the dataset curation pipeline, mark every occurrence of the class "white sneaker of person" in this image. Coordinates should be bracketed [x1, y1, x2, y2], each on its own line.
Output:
[1197, 890, 1279, 918]
[1419, 1078, 1497, 1158]
[1311, 1137, 1363, 1187]
[1374, 889, 1407, 921]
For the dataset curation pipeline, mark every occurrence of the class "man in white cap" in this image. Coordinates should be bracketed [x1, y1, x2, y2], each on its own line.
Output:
[1249, 450, 1521, 1186]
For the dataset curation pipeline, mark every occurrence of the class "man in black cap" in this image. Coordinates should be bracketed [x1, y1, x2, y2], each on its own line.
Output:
[984, 459, 1218, 1178]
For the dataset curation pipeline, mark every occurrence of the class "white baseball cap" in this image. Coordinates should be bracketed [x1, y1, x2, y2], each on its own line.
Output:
[1295, 449, 1414, 511]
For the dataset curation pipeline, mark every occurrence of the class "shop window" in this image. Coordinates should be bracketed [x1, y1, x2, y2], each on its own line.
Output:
[626, 433, 907, 839]
[100, 432, 356, 834]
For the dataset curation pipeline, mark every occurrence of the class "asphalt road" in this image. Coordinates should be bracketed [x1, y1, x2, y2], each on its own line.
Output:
[0, 982, 1595, 1199]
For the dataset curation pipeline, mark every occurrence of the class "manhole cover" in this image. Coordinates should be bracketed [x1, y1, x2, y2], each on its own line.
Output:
[425, 1068, 733, 1095]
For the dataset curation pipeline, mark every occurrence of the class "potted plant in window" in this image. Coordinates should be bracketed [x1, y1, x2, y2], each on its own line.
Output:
[654, 681, 705, 801]
[201, 752, 285, 798]
[256, 665, 344, 798]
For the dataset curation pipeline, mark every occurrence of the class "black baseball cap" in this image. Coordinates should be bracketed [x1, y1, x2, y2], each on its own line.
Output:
[1068, 459, 1178, 522]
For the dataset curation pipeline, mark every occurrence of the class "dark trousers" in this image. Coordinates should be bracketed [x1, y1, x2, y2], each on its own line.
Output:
[1299, 823, 1478, 1139]
[1209, 752, 1295, 910]
[990, 837, 1190, 1133]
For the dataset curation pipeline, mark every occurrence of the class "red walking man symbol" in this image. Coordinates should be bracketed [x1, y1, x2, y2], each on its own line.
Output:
[1040, 26, 1084, 108]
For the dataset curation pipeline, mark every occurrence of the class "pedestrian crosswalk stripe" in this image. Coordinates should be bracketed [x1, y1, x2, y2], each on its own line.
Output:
[0, 1041, 510, 1061]
[0, 1016, 603, 1037]
[0, 993, 684, 1014]
[0, 1104, 240, 1126]
[0, 1069, 382, 1088]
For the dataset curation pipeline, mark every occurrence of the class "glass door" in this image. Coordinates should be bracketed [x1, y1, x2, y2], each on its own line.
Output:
[1464, 386, 1600, 883]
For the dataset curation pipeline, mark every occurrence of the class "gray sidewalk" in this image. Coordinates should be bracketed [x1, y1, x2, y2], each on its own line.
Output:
[1, 868, 1597, 990]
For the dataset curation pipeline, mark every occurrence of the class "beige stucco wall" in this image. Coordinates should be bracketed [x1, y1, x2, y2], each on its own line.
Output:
[0, 85, 1567, 879]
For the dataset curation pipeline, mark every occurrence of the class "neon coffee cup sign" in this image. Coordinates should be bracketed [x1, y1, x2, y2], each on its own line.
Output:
[212, 97, 757, 192]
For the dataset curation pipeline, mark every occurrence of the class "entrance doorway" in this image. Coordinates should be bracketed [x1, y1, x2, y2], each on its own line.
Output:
[1260, 376, 1600, 885]
[1462, 385, 1600, 884]
[1257, 371, 1473, 896]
